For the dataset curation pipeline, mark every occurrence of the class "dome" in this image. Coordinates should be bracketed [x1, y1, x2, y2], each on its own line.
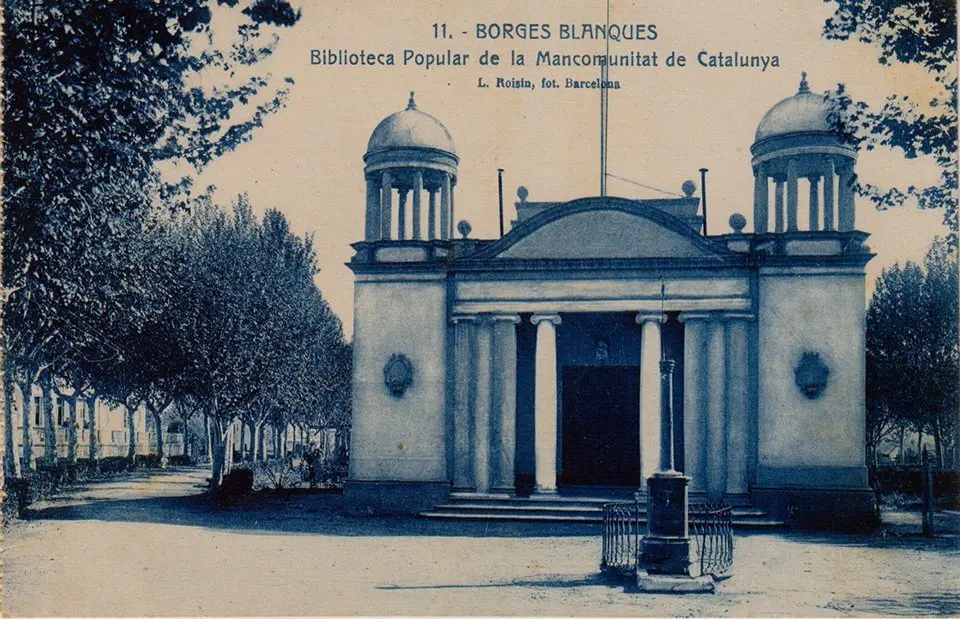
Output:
[755, 73, 832, 142]
[366, 93, 456, 155]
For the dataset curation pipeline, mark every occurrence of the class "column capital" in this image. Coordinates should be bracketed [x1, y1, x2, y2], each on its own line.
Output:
[491, 314, 522, 324]
[718, 311, 755, 322]
[531, 314, 561, 326]
[635, 312, 666, 325]
[450, 314, 480, 325]
[677, 311, 712, 323]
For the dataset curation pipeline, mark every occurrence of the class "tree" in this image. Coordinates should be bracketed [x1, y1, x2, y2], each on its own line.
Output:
[823, 0, 958, 242]
[1, 0, 301, 478]
[866, 236, 959, 468]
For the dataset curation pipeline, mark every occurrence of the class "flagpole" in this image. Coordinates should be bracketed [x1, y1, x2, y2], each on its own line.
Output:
[600, 0, 610, 197]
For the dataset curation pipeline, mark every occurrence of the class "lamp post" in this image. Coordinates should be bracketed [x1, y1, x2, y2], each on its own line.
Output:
[636, 352, 714, 592]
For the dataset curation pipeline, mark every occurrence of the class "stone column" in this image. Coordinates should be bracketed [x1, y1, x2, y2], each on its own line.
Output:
[380, 171, 393, 240]
[531, 314, 561, 494]
[786, 158, 799, 232]
[365, 177, 381, 241]
[449, 179, 456, 239]
[636, 313, 664, 487]
[412, 171, 423, 240]
[705, 315, 727, 500]
[491, 314, 520, 494]
[451, 315, 478, 491]
[679, 312, 709, 493]
[838, 160, 856, 232]
[808, 176, 821, 231]
[753, 164, 769, 233]
[473, 317, 493, 492]
[774, 178, 785, 233]
[823, 158, 835, 231]
[440, 173, 451, 241]
[397, 189, 408, 241]
[724, 313, 752, 497]
[428, 187, 437, 240]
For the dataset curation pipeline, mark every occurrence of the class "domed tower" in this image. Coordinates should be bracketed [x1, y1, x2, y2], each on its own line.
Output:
[363, 93, 459, 241]
[751, 73, 857, 234]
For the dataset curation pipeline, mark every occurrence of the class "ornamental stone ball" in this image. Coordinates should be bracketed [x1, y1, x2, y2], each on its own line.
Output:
[681, 180, 697, 197]
[517, 185, 529, 202]
[729, 213, 747, 234]
[457, 219, 472, 239]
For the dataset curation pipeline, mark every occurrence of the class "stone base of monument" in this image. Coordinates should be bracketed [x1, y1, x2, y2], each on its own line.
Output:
[635, 570, 715, 593]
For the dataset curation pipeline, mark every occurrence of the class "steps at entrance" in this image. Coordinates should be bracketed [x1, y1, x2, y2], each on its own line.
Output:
[419, 493, 786, 527]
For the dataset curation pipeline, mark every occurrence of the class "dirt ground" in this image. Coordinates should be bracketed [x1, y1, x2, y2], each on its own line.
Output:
[2, 468, 958, 617]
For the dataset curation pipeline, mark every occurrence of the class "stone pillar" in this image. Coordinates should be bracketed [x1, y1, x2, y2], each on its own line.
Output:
[531, 314, 561, 494]
[428, 187, 437, 240]
[365, 177, 381, 241]
[753, 164, 769, 233]
[412, 171, 423, 240]
[473, 317, 493, 492]
[838, 160, 856, 232]
[786, 158, 799, 232]
[774, 178, 785, 233]
[451, 315, 478, 491]
[679, 312, 709, 493]
[823, 158, 835, 231]
[380, 171, 393, 241]
[491, 314, 520, 494]
[705, 315, 727, 501]
[808, 176, 821, 231]
[440, 173, 451, 241]
[449, 180, 456, 239]
[397, 189, 408, 241]
[637, 313, 664, 487]
[724, 313, 752, 497]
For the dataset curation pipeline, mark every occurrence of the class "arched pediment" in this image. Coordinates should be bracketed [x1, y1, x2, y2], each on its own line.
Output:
[469, 197, 730, 260]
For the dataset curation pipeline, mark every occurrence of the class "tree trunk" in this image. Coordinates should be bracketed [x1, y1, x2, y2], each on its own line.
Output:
[917, 426, 923, 466]
[252, 421, 263, 462]
[18, 380, 33, 473]
[181, 411, 190, 458]
[126, 404, 137, 462]
[3, 366, 19, 479]
[898, 424, 906, 467]
[86, 394, 98, 461]
[148, 404, 164, 461]
[208, 419, 229, 505]
[933, 420, 944, 469]
[66, 394, 78, 463]
[40, 373, 56, 464]
[205, 413, 212, 460]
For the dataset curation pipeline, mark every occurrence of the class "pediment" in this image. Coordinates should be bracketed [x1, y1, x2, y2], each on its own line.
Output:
[473, 198, 728, 260]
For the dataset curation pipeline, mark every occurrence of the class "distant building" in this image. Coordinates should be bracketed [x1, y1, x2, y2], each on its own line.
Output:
[9, 386, 183, 468]
[346, 77, 875, 529]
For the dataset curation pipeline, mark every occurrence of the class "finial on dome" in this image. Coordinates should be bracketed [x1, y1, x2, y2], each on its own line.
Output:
[407, 91, 417, 110]
[798, 71, 810, 94]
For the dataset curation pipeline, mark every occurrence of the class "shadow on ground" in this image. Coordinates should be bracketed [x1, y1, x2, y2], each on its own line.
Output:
[19, 468, 960, 550]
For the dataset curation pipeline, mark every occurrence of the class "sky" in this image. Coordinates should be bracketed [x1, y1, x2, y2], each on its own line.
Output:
[199, 0, 949, 338]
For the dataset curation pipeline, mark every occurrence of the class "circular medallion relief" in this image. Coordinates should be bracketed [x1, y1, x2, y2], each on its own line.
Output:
[384, 353, 414, 397]
[794, 351, 829, 399]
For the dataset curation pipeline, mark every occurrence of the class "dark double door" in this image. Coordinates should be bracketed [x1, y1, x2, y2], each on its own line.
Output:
[560, 366, 641, 487]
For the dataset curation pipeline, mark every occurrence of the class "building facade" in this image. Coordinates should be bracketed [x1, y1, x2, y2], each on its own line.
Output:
[345, 77, 875, 529]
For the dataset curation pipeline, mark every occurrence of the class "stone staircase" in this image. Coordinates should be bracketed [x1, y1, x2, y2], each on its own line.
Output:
[420, 492, 786, 527]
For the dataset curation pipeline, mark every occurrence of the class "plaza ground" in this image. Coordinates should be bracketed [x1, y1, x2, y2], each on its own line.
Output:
[2, 468, 958, 617]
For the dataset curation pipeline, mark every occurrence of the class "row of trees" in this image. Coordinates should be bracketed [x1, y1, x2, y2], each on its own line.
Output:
[866, 237, 959, 469]
[2, 0, 351, 496]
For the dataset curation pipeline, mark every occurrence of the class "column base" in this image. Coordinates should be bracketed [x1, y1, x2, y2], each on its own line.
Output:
[490, 486, 516, 496]
[635, 570, 715, 594]
[533, 487, 558, 496]
[640, 537, 691, 575]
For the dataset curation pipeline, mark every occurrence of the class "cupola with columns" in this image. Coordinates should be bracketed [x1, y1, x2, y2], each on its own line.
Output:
[751, 73, 858, 234]
[363, 92, 459, 242]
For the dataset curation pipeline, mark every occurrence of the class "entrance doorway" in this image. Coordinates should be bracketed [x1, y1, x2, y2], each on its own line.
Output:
[560, 366, 641, 487]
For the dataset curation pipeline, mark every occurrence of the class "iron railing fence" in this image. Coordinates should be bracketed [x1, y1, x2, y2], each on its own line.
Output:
[600, 498, 734, 580]
[690, 503, 734, 578]
[600, 498, 641, 579]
